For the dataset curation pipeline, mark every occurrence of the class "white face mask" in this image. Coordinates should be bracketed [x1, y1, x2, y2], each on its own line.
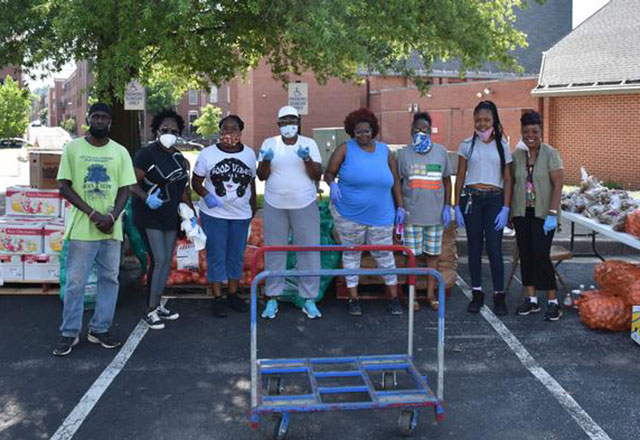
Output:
[159, 133, 177, 149]
[279, 124, 298, 139]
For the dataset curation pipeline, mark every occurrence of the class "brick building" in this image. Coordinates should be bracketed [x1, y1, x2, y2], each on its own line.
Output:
[0, 66, 21, 86]
[532, 0, 640, 189]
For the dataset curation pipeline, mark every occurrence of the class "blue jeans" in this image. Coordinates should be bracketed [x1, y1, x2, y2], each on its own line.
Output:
[461, 190, 505, 292]
[60, 239, 121, 337]
[200, 212, 251, 283]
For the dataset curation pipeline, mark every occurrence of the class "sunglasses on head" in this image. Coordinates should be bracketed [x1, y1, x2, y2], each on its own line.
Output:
[159, 127, 180, 135]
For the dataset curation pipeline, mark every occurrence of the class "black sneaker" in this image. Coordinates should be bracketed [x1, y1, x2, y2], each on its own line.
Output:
[144, 310, 165, 330]
[544, 302, 563, 321]
[516, 297, 541, 316]
[226, 293, 248, 313]
[493, 292, 508, 316]
[347, 298, 362, 316]
[53, 335, 79, 356]
[212, 297, 228, 318]
[87, 331, 122, 349]
[156, 305, 179, 320]
[386, 298, 404, 316]
[467, 290, 484, 313]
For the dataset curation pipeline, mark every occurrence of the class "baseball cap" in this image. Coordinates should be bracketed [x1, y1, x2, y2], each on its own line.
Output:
[278, 105, 299, 119]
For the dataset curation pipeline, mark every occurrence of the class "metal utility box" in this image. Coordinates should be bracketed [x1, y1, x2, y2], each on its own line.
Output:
[312, 127, 350, 169]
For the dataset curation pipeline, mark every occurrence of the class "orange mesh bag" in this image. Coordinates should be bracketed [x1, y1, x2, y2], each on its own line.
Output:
[625, 209, 640, 237]
[578, 290, 631, 332]
[626, 281, 640, 305]
[593, 260, 640, 296]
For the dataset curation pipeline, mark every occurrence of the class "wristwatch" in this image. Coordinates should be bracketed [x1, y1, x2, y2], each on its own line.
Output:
[548, 209, 558, 215]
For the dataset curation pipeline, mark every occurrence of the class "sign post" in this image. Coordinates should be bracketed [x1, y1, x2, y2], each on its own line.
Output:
[288, 82, 308, 115]
[125, 80, 147, 142]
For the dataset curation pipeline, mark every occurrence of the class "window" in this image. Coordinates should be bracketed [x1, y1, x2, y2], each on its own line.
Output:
[188, 89, 198, 106]
[188, 111, 199, 135]
[209, 86, 218, 103]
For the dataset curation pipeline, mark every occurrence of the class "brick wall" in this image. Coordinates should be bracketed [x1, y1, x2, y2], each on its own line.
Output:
[547, 93, 640, 189]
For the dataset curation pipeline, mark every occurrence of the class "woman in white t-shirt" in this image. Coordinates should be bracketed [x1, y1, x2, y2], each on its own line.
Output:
[192, 115, 257, 318]
[256, 105, 323, 320]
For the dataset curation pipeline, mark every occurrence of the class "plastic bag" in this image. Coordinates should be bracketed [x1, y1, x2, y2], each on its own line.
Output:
[625, 209, 640, 237]
[122, 198, 147, 271]
[578, 291, 631, 332]
[178, 203, 206, 250]
[176, 240, 199, 271]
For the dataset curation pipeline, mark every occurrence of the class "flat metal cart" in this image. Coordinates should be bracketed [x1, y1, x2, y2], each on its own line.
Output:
[248, 245, 445, 438]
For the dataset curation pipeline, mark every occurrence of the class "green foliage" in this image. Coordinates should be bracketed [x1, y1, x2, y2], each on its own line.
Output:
[0, 0, 542, 103]
[145, 66, 191, 115]
[193, 104, 222, 139]
[603, 179, 623, 190]
[0, 76, 32, 138]
[39, 107, 48, 125]
[60, 117, 77, 135]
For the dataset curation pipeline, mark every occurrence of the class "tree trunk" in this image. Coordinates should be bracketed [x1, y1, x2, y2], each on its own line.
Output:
[109, 98, 141, 157]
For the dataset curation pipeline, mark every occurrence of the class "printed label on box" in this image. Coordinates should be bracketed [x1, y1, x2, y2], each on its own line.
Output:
[176, 241, 199, 271]
[6, 186, 61, 217]
[632, 305, 640, 346]
[43, 222, 66, 254]
[0, 218, 44, 254]
[0, 254, 24, 282]
[23, 254, 60, 282]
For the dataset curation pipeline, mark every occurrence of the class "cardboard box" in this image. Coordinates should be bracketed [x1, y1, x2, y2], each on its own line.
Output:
[0, 217, 44, 254]
[29, 151, 62, 189]
[6, 186, 61, 217]
[0, 255, 24, 282]
[632, 305, 640, 346]
[61, 199, 72, 223]
[43, 220, 65, 254]
[23, 254, 60, 282]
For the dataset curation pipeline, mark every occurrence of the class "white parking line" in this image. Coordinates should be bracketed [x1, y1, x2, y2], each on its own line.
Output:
[50, 299, 162, 440]
[456, 276, 612, 440]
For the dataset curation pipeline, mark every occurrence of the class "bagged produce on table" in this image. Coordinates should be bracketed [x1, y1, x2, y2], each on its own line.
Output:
[578, 291, 631, 332]
[625, 209, 640, 238]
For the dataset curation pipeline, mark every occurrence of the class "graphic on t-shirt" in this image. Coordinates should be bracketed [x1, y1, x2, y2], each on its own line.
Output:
[209, 158, 252, 199]
[408, 164, 442, 190]
[143, 152, 188, 202]
[84, 164, 112, 200]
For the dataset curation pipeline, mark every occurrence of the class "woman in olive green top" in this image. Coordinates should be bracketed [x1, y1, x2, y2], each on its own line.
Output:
[511, 111, 564, 321]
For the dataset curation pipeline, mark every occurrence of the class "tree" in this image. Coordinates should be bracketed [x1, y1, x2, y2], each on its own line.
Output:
[0, 0, 541, 153]
[60, 117, 77, 136]
[39, 107, 48, 126]
[193, 104, 222, 139]
[0, 76, 33, 138]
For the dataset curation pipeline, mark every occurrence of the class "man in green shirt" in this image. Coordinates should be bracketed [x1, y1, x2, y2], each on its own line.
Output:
[53, 102, 137, 356]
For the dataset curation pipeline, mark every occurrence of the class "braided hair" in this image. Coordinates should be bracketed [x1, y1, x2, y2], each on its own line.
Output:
[469, 100, 506, 173]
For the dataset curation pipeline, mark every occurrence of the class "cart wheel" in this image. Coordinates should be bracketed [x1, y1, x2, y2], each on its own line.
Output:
[267, 376, 282, 395]
[382, 371, 397, 390]
[272, 413, 289, 440]
[398, 408, 418, 437]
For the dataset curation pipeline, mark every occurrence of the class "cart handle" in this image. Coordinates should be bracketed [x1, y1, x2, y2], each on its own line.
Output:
[250, 244, 417, 285]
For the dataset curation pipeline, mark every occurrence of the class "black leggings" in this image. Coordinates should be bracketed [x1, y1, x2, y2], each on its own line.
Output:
[513, 208, 557, 291]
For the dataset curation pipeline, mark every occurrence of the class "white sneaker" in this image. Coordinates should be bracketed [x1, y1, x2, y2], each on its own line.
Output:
[156, 305, 180, 320]
[144, 310, 165, 330]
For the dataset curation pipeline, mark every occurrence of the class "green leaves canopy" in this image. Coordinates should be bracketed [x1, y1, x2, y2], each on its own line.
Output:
[0, 76, 34, 138]
[0, 0, 539, 100]
[193, 104, 222, 139]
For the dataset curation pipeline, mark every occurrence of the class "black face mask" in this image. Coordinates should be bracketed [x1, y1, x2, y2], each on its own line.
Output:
[89, 125, 110, 139]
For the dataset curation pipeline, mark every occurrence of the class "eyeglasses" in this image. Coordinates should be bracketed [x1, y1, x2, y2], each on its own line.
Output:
[412, 128, 430, 134]
[159, 127, 180, 135]
[354, 129, 372, 136]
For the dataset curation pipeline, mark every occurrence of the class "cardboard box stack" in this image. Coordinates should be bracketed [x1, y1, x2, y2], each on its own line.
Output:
[0, 180, 65, 284]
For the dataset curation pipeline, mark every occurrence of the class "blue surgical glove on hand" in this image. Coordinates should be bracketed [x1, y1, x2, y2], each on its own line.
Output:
[259, 148, 274, 161]
[543, 215, 557, 235]
[442, 205, 452, 227]
[145, 188, 162, 210]
[329, 182, 341, 204]
[190, 217, 198, 228]
[204, 193, 221, 209]
[296, 146, 310, 160]
[395, 207, 406, 225]
[494, 206, 510, 231]
[454, 205, 465, 228]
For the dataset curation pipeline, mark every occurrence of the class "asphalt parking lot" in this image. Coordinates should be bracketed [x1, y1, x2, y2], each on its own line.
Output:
[1, 260, 639, 440]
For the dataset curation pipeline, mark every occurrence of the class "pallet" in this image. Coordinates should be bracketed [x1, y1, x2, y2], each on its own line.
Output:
[0, 282, 60, 295]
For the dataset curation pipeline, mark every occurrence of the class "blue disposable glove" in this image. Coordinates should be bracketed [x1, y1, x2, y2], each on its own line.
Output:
[296, 146, 310, 160]
[259, 147, 274, 161]
[543, 215, 557, 235]
[190, 216, 198, 228]
[454, 205, 465, 228]
[395, 207, 406, 225]
[204, 193, 221, 209]
[330, 182, 341, 204]
[494, 206, 510, 231]
[442, 205, 452, 227]
[145, 188, 162, 210]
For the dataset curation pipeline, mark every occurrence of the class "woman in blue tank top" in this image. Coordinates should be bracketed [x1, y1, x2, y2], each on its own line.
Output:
[324, 108, 405, 316]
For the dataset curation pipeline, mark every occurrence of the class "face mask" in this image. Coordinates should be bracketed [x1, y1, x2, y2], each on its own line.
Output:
[412, 132, 432, 154]
[158, 133, 177, 149]
[220, 133, 241, 147]
[280, 124, 298, 139]
[89, 125, 110, 139]
[475, 127, 494, 143]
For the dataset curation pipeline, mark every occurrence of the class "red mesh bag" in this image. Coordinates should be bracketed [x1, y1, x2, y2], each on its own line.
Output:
[593, 260, 640, 297]
[578, 290, 631, 332]
[625, 209, 640, 237]
[626, 281, 640, 305]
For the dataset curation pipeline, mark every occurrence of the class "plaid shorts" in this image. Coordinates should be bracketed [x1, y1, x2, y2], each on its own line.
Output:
[404, 224, 444, 256]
